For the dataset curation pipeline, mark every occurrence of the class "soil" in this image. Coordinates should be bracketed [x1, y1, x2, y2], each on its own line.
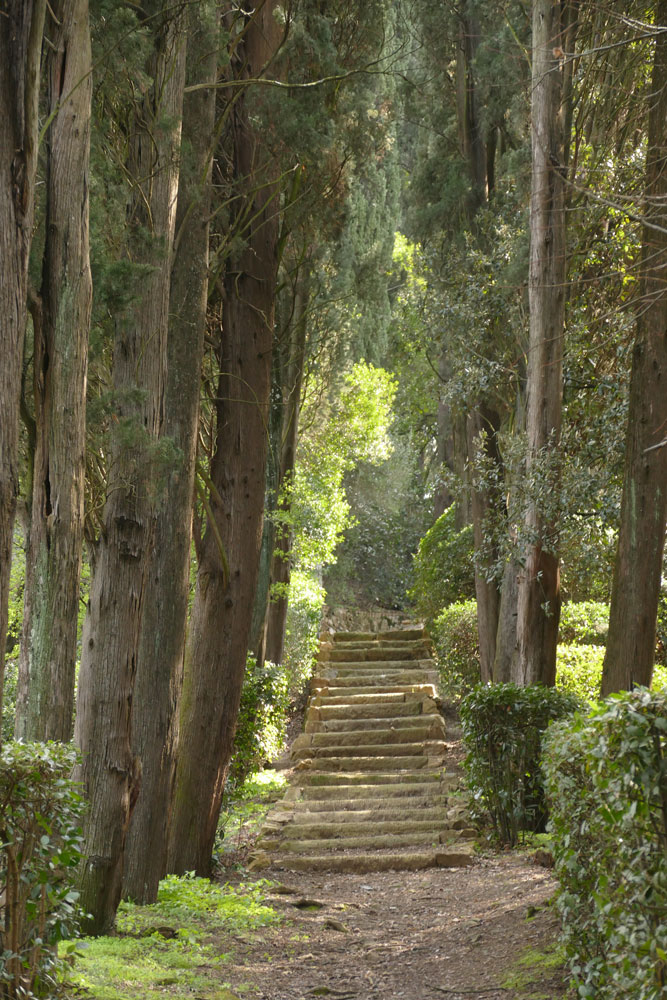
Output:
[218, 733, 572, 1000]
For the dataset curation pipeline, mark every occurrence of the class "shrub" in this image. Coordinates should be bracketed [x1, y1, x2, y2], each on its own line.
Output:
[556, 644, 605, 702]
[558, 601, 609, 646]
[228, 656, 290, 793]
[543, 689, 667, 999]
[282, 569, 323, 696]
[409, 506, 475, 622]
[460, 683, 583, 846]
[0, 741, 84, 999]
[431, 600, 479, 697]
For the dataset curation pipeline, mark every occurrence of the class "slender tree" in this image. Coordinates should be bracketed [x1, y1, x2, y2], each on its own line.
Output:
[14, 0, 92, 743]
[0, 1, 46, 726]
[74, 2, 186, 933]
[601, 5, 667, 694]
[122, 1, 219, 904]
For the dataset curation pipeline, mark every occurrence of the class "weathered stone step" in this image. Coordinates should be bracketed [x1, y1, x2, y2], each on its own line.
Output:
[293, 741, 445, 761]
[323, 638, 430, 652]
[312, 699, 430, 721]
[318, 658, 436, 673]
[311, 685, 437, 702]
[325, 629, 426, 643]
[305, 713, 444, 734]
[299, 770, 455, 788]
[294, 726, 444, 749]
[270, 847, 474, 873]
[323, 647, 427, 663]
[272, 830, 461, 852]
[312, 670, 438, 687]
[291, 796, 447, 826]
[299, 754, 431, 772]
[292, 792, 447, 812]
[268, 818, 450, 842]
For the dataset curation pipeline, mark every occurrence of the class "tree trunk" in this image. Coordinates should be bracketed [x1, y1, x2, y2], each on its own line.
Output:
[167, 1, 281, 877]
[122, 3, 216, 905]
[513, 0, 570, 687]
[74, 6, 185, 934]
[15, 0, 92, 743]
[467, 405, 502, 684]
[0, 1, 46, 729]
[601, 8, 667, 695]
[265, 278, 309, 665]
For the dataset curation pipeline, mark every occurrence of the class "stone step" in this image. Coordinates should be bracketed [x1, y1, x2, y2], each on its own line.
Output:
[272, 830, 463, 852]
[318, 659, 436, 674]
[322, 638, 430, 652]
[267, 818, 450, 842]
[305, 714, 445, 734]
[270, 847, 474, 873]
[298, 754, 431, 772]
[299, 770, 456, 788]
[313, 700, 430, 721]
[290, 803, 449, 821]
[294, 725, 444, 749]
[326, 629, 427, 642]
[324, 647, 426, 663]
[293, 741, 445, 761]
[311, 670, 438, 688]
[311, 685, 437, 702]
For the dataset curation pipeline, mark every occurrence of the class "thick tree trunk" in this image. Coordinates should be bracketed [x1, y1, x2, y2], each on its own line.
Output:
[74, 7, 185, 934]
[0, 1, 46, 729]
[513, 0, 569, 687]
[601, 10, 667, 695]
[122, 4, 216, 905]
[167, 2, 281, 877]
[265, 279, 309, 665]
[15, 0, 92, 743]
[467, 405, 502, 684]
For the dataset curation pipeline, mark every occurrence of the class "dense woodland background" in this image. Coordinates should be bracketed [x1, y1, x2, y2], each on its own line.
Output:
[1, 0, 666, 944]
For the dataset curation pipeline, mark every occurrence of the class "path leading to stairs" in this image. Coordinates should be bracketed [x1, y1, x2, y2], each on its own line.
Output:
[252, 628, 476, 873]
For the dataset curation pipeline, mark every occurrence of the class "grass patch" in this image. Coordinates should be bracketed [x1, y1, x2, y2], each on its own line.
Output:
[64, 873, 280, 999]
[217, 770, 288, 856]
[500, 943, 565, 999]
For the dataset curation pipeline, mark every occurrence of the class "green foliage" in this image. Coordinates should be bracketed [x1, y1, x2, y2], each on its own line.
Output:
[218, 771, 287, 856]
[543, 690, 667, 999]
[555, 645, 605, 703]
[0, 742, 84, 999]
[228, 657, 290, 792]
[282, 570, 323, 694]
[67, 874, 279, 1000]
[460, 683, 583, 846]
[409, 506, 475, 622]
[558, 601, 609, 646]
[431, 600, 480, 698]
[656, 579, 667, 666]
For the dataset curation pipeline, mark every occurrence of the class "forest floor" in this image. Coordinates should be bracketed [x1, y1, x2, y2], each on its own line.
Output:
[214, 728, 573, 1000]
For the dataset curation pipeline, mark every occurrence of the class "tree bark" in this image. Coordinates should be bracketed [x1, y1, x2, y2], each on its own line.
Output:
[15, 0, 92, 743]
[122, 2, 216, 905]
[0, 0, 46, 730]
[265, 278, 309, 665]
[467, 405, 502, 684]
[74, 5, 185, 933]
[513, 0, 570, 687]
[601, 8, 667, 695]
[167, 1, 281, 877]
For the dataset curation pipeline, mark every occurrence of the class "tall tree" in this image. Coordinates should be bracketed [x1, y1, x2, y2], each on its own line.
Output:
[74, 2, 186, 933]
[14, 0, 92, 743]
[513, 0, 574, 686]
[0, 0, 46, 726]
[122, 1, 219, 904]
[167, 0, 282, 877]
[601, 5, 667, 694]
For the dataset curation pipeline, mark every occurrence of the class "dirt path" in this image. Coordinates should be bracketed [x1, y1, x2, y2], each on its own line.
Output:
[222, 851, 568, 1000]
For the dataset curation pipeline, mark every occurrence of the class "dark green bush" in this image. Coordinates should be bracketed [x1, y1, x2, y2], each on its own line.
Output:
[431, 600, 479, 697]
[543, 689, 667, 999]
[409, 506, 475, 622]
[0, 741, 84, 999]
[556, 644, 604, 702]
[460, 683, 583, 846]
[558, 601, 609, 646]
[228, 656, 290, 793]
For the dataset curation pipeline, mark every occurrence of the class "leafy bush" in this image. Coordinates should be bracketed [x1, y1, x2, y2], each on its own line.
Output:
[431, 600, 479, 697]
[543, 689, 667, 999]
[282, 569, 323, 696]
[656, 579, 667, 665]
[556, 644, 605, 702]
[460, 683, 583, 846]
[2, 657, 18, 742]
[0, 742, 84, 999]
[558, 601, 609, 645]
[228, 656, 290, 793]
[409, 506, 475, 622]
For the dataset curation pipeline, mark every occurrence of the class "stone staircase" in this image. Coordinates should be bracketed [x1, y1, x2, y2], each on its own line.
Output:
[254, 628, 476, 873]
